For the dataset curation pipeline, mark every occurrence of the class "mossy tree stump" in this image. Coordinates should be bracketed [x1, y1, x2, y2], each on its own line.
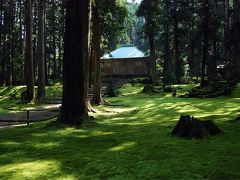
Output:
[172, 115, 222, 139]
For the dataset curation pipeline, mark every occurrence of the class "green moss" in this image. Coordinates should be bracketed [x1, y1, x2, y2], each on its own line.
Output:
[0, 84, 240, 179]
[0, 85, 63, 114]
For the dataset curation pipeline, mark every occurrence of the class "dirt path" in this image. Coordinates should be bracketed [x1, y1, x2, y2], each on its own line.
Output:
[0, 122, 27, 130]
[0, 104, 60, 130]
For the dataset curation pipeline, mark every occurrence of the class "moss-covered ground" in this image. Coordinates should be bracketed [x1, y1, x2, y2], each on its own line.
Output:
[0, 84, 62, 113]
[0, 83, 240, 179]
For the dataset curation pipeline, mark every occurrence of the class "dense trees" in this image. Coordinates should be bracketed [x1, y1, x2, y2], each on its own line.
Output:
[0, 0, 65, 87]
[201, 0, 209, 87]
[1, 0, 240, 125]
[136, 0, 240, 85]
[136, 0, 159, 85]
[90, 0, 129, 104]
[232, 0, 240, 81]
[0, 0, 130, 87]
[0, 0, 132, 121]
[1, 0, 240, 88]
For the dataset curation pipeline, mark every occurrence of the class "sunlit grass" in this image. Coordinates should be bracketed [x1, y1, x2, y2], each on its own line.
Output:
[109, 142, 136, 152]
[0, 85, 62, 114]
[0, 83, 240, 179]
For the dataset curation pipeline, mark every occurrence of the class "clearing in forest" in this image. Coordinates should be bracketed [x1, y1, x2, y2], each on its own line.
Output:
[0, 84, 240, 179]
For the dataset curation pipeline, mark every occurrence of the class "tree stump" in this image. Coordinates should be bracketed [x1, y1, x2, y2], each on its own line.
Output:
[172, 115, 222, 139]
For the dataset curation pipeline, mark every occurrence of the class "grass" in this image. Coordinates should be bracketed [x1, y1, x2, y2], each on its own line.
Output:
[0, 85, 62, 113]
[0, 83, 240, 179]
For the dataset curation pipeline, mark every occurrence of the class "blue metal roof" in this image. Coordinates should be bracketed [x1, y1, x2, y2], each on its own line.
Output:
[102, 45, 145, 59]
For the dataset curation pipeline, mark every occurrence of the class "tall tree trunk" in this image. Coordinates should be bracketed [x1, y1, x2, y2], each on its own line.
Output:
[147, 17, 157, 85]
[232, 0, 240, 80]
[91, 2, 103, 105]
[0, 0, 3, 86]
[1, 2, 7, 86]
[6, 35, 12, 86]
[52, 0, 57, 79]
[57, 0, 64, 79]
[188, 23, 195, 79]
[32, 1, 37, 80]
[44, 13, 48, 85]
[5, 0, 14, 86]
[173, 0, 181, 84]
[19, 0, 25, 85]
[61, 0, 90, 125]
[57, 28, 62, 78]
[201, 0, 209, 87]
[163, 0, 171, 86]
[37, 0, 46, 99]
[188, 0, 195, 79]
[25, 0, 35, 102]
[207, 0, 218, 82]
[207, 41, 217, 82]
[224, 0, 230, 63]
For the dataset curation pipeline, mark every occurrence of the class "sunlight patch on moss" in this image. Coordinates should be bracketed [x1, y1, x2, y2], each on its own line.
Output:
[143, 103, 156, 109]
[54, 128, 88, 136]
[177, 107, 200, 113]
[90, 131, 115, 137]
[32, 142, 60, 149]
[1, 141, 20, 146]
[0, 84, 240, 179]
[109, 142, 136, 152]
[95, 107, 136, 119]
[0, 160, 61, 179]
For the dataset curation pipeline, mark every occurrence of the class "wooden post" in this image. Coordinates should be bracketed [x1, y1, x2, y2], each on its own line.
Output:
[26, 110, 30, 126]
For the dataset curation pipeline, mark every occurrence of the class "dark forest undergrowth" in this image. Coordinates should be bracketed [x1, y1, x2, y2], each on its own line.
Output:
[0, 84, 240, 179]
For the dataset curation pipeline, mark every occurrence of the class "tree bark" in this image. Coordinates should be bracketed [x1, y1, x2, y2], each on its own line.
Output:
[173, 0, 181, 84]
[44, 13, 48, 85]
[0, 0, 3, 86]
[37, 0, 46, 99]
[19, 0, 25, 85]
[201, 0, 209, 87]
[188, 0, 195, 79]
[51, 0, 57, 79]
[57, 29, 62, 78]
[163, 0, 171, 86]
[61, 0, 90, 125]
[1, 4, 6, 86]
[91, 2, 103, 105]
[207, 0, 218, 82]
[232, 0, 240, 80]
[147, 17, 157, 85]
[57, 1, 65, 79]
[5, 34, 12, 86]
[32, 1, 37, 81]
[207, 42, 217, 82]
[5, 0, 14, 86]
[224, 0, 230, 63]
[25, 0, 35, 102]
